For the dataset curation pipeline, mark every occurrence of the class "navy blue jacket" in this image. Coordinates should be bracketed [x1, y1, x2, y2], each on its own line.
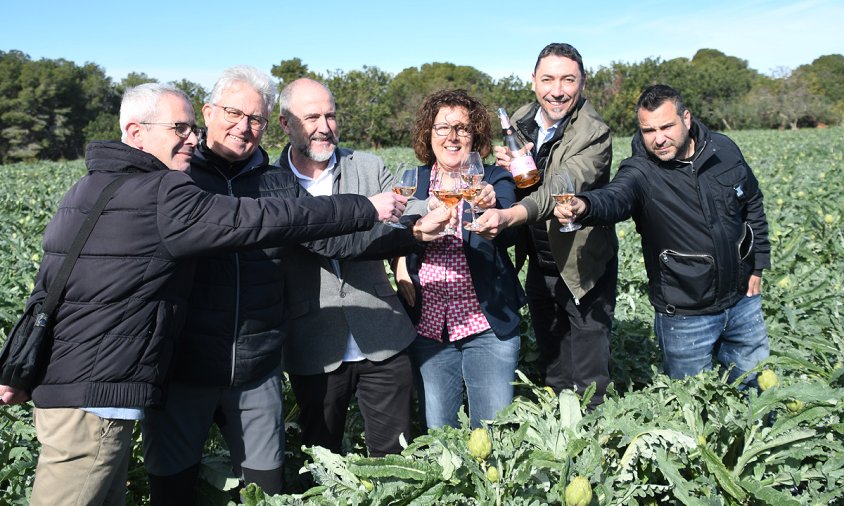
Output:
[402, 165, 526, 338]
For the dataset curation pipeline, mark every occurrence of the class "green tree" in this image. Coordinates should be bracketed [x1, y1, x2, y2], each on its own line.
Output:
[794, 54, 844, 124]
[384, 62, 495, 147]
[271, 57, 321, 89]
[687, 49, 757, 130]
[589, 58, 666, 135]
[80, 63, 121, 144]
[170, 79, 208, 126]
[0, 52, 117, 162]
[797, 54, 844, 103]
[119, 72, 156, 92]
[0, 50, 31, 161]
[262, 58, 324, 152]
[325, 66, 393, 149]
[751, 70, 831, 129]
[485, 74, 534, 122]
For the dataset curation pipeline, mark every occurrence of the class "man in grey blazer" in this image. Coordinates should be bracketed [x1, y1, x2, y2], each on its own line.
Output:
[277, 78, 417, 457]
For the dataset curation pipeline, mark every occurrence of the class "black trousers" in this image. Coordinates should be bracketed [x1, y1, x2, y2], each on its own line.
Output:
[525, 256, 617, 409]
[289, 351, 413, 457]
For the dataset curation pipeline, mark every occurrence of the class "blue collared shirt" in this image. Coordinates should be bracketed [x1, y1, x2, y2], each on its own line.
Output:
[534, 107, 562, 154]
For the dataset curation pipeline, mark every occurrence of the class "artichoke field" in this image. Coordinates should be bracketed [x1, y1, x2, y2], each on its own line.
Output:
[1, 127, 842, 505]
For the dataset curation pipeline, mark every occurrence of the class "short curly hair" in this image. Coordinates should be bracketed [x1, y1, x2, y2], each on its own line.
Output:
[412, 89, 492, 166]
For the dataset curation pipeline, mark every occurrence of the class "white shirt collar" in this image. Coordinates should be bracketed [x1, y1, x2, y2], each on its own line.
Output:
[287, 150, 337, 196]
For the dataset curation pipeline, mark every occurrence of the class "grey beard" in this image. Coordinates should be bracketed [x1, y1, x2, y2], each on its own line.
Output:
[291, 136, 337, 163]
[307, 145, 336, 162]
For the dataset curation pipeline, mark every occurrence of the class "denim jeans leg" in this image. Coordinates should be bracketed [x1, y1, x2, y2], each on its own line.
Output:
[410, 335, 465, 429]
[716, 294, 770, 384]
[654, 311, 724, 379]
[461, 330, 520, 428]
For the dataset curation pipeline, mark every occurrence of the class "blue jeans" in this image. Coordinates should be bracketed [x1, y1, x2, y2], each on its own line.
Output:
[410, 330, 520, 429]
[654, 294, 769, 384]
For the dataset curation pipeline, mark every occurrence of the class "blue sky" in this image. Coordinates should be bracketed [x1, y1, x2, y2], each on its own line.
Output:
[2, 0, 841, 90]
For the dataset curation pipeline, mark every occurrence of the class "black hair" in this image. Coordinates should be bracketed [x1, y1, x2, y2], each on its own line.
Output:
[635, 84, 686, 115]
[534, 43, 585, 77]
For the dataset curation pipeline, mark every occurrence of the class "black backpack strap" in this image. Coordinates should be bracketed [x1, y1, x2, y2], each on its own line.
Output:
[35, 173, 134, 327]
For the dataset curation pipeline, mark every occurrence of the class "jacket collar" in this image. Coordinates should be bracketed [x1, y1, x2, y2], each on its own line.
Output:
[191, 142, 269, 179]
[85, 140, 169, 175]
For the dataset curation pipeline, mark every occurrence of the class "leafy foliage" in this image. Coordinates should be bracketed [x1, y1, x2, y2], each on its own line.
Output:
[4, 49, 842, 163]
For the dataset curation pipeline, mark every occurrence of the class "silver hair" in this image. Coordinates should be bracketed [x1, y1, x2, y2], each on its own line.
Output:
[119, 83, 190, 142]
[278, 78, 335, 119]
[209, 65, 277, 116]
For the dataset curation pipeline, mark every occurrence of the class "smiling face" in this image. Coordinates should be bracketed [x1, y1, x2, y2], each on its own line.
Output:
[202, 81, 266, 162]
[531, 55, 584, 128]
[127, 92, 197, 171]
[638, 100, 693, 162]
[280, 80, 339, 164]
[430, 105, 473, 171]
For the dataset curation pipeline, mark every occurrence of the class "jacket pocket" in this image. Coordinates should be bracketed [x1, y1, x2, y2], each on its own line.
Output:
[92, 300, 174, 384]
[658, 249, 716, 312]
[714, 166, 747, 216]
[737, 222, 754, 261]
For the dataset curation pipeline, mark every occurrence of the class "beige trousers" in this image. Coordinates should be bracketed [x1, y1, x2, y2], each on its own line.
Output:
[31, 408, 134, 506]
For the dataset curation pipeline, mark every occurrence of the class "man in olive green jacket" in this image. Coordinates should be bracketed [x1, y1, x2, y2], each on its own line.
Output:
[475, 43, 617, 409]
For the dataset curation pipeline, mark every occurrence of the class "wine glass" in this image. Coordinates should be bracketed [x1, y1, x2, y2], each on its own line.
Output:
[432, 168, 463, 235]
[474, 181, 490, 214]
[460, 152, 485, 230]
[387, 163, 417, 229]
[552, 172, 582, 232]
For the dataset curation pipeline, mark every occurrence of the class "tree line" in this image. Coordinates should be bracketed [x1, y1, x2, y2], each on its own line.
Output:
[1, 49, 842, 164]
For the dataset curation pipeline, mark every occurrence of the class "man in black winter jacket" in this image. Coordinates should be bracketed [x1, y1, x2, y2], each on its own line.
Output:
[0, 83, 411, 505]
[559, 84, 771, 386]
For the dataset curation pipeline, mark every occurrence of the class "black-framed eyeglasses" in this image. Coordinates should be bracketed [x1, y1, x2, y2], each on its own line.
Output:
[432, 123, 472, 138]
[140, 122, 201, 139]
[212, 104, 269, 131]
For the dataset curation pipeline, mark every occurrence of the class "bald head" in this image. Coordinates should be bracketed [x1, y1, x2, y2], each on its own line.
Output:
[278, 78, 335, 120]
[278, 78, 339, 164]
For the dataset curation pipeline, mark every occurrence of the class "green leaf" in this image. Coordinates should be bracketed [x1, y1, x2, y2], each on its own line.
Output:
[733, 429, 816, 475]
[348, 455, 440, 481]
[198, 455, 241, 491]
[558, 389, 582, 430]
[652, 449, 698, 505]
[697, 442, 748, 501]
[740, 477, 801, 505]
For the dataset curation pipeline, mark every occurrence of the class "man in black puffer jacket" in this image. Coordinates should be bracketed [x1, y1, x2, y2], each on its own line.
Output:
[0, 83, 405, 506]
[559, 84, 771, 386]
[140, 66, 446, 503]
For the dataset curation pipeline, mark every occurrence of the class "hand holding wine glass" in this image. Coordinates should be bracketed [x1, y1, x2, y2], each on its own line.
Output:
[552, 172, 582, 232]
[368, 192, 407, 224]
[387, 163, 417, 229]
[474, 181, 494, 213]
[460, 152, 485, 231]
[554, 195, 587, 228]
[432, 168, 463, 235]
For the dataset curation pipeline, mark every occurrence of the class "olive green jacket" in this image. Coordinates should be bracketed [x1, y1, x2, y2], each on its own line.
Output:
[516, 98, 617, 301]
